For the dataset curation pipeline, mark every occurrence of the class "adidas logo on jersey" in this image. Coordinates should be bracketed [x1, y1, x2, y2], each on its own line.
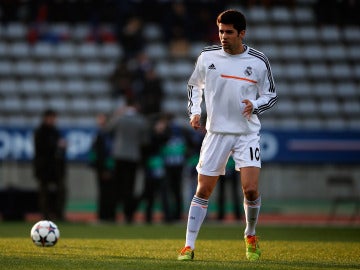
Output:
[208, 63, 216, 70]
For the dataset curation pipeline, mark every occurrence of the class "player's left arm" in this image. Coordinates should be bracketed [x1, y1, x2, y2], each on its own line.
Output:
[247, 59, 278, 116]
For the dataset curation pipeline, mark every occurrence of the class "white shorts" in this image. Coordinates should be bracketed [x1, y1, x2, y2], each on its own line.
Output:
[196, 132, 261, 176]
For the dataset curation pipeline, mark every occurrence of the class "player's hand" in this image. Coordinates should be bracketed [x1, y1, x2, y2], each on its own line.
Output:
[242, 99, 253, 120]
[190, 114, 201, 130]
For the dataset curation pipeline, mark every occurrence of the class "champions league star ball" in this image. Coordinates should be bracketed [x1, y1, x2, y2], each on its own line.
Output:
[30, 220, 60, 247]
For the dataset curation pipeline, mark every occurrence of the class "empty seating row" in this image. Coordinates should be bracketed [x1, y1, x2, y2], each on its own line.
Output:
[0, 60, 116, 78]
[0, 78, 111, 97]
[0, 42, 122, 60]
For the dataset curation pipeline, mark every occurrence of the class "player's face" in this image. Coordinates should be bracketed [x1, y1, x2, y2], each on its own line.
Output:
[218, 23, 245, 55]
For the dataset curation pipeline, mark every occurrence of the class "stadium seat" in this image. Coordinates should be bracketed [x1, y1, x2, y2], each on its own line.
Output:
[348, 118, 360, 130]
[69, 98, 92, 114]
[93, 98, 115, 113]
[13, 60, 36, 77]
[348, 45, 360, 61]
[162, 98, 185, 114]
[9, 42, 30, 59]
[323, 45, 347, 62]
[334, 82, 357, 98]
[0, 79, 18, 96]
[318, 100, 341, 115]
[293, 7, 315, 23]
[24, 98, 46, 114]
[258, 44, 280, 60]
[280, 44, 302, 61]
[344, 27, 360, 43]
[247, 7, 269, 24]
[72, 24, 90, 41]
[297, 99, 318, 116]
[297, 26, 319, 43]
[82, 61, 109, 78]
[313, 82, 334, 97]
[251, 26, 274, 43]
[342, 100, 360, 116]
[319, 26, 341, 42]
[4, 23, 27, 40]
[33, 43, 54, 59]
[42, 79, 63, 96]
[87, 80, 111, 95]
[301, 118, 325, 130]
[278, 117, 302, 129]
[329, 63, 353, 80]
[269, 7, 292, 23]
[19, 79, 41, 96]
[99, 44, 122, 60]
[273, 26, 297, 43]
[54, 43, 76, 59]
[274, 99, 295, 116]
[302, 44, 325, 62]
[283, 63, 307, 81]
[143, 23, 163, 41]
[171, 61, 194, 78]
[291, 81, 312, 97]
[0, 61, 14, 76]
[47, 97, 68, 113]
[144, 43, 167, 59]
[77, 43, 100, 59]
[308, 63, 329, 80]
[2, 97, 23, 113]
[58, 61, 82, 78]
[324, 117, 347, 130]
[155, 61, 171, 77]
[64, 79, 87, 96]
[37, 61, 58, 78]
[0, 42, 9, 58]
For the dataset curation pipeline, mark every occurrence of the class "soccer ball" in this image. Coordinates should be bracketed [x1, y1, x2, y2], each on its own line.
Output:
[30, 220, 60, 247]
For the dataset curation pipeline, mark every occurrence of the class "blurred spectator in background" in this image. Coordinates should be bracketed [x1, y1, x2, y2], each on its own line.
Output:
[106, 97, 149, 224]
[140, 115, 169, 224]
[118, 15, 144, 58]
[139, 66, 164, 116]
[161, 114, 193, 222]
[217, 157, 242, 221]
[110, 59, 135, 98]
[33, 109, 67, 221]
[88, 113, 116, 222]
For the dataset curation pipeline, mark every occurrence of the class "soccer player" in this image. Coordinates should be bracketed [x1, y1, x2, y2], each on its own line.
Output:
[178, 9, 277, 261]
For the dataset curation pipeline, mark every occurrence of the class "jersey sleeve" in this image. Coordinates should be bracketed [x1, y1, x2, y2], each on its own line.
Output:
[187, 54, 205, 118]
[251, 55, 278, 115]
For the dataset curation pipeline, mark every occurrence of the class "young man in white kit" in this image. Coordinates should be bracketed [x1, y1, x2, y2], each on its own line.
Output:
[178, 9, 277, 261]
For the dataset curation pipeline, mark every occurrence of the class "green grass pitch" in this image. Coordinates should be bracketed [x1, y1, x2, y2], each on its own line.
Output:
[0, 222, 359, 270]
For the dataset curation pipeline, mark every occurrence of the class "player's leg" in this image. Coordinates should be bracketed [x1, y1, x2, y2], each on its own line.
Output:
[233, 133, 262, 260]
[178, 174, 218, 261]
[241, 166, 261, 261]
[179, 133, 230, 261]
[241, 167, 260, 235]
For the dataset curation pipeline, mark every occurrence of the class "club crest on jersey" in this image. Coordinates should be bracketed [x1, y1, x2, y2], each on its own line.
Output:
[244, 66, 252, 76]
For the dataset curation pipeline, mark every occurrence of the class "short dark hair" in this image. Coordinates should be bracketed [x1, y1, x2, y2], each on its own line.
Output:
[216, 9, 246, 33]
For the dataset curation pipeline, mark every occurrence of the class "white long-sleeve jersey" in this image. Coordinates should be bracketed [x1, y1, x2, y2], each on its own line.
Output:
[188, 44, 277, 135]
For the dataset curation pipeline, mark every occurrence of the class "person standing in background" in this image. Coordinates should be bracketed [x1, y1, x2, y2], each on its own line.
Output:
[33, 109, 67, 221]
[88, 113, 116, 222]
[106, 97, 149, 224]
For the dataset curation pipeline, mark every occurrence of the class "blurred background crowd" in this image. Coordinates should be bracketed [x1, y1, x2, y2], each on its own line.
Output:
[0, 0, 359, 224]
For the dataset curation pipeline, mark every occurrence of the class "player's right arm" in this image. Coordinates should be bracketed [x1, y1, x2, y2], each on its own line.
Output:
[187, 54, 205, 128]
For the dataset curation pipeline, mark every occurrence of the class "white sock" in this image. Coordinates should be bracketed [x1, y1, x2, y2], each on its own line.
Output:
[243, 196, 261, 236]
[185, 196, 208, 249]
